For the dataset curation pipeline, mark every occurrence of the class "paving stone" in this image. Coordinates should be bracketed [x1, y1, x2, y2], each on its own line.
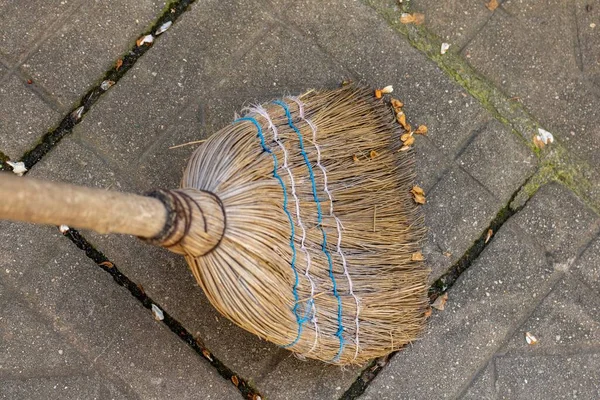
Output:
[575, 234, 600, 294]
[257, 356, 361, 400]
[495, 353, 600, 398]
[29, 137, 138, 191]
[21, 0, 165, 109]
[464, 3, 600, 174]
[423, 166, 501, 280]
[501, 276, 600, 354]
[0, 74, 62, 160]
[362, 222, 556, 399]
[281, 0, 493, 159]
[4, 247, 239, 399]
[410, 0, 496, 49]
[0, 375, 131, 400]
[461, 362, 496, 400]
[0, 282, 89, 376]
[0, 0, 78, 62]
[511, 183, 600, 263]
[457, 119, 537, 203]
[0, 219, 63, 278]
[577, 1, 600, 87]
[74, 0, 273, 169]
[204, 25, 349, 133]
[414, 135, 451, 194]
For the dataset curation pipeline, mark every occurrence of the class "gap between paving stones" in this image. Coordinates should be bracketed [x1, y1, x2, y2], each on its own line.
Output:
[0, 0, 199, 173]
[362, 0, 600, 215]
[61, 227, 263, 400]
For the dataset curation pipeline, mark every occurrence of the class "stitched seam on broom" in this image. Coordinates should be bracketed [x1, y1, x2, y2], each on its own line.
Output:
[233, 115, 305, 347]
[242, 104, 321, 353]
[273, 99, 345, 361]
[287, 95, 361, 361]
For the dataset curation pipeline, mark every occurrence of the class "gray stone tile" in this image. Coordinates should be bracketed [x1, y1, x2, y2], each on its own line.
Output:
[0, 375, 131, 400]
[0, 75, 62, 159]
[423, 166, 501, 280]
[0, 0, 77, 62]
[74, 0, 273, 169]
[410, 0, 496, 49]
[21, 0, 165, 109]
[0, 219, 63, 277]
[28, 138, 138, 191]
[4, 248, 239, 399]
[257, 356, 361, 400]
[461, 362, 496, 400]
[281, 0, 493, 158]
[362, 223, 555, 399]
[575, 234, 600, 294]
[511, 183, 600, 263]
[0, 282, 89, 376]
[577, 1, 600, 87]
[501, 276, 600, 354]
[457, 120, 537, 203]
[495, 353, 600, 399]
[414, 135, 451, 194]
[464, 4, 600, 175]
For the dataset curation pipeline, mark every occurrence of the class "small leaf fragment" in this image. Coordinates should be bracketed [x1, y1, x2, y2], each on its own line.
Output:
[353, 154, 360, 163]
[391, 98, 403, 110]
[400, 13, 415, 24]
[413, 193, 426, 204]
[202, 349, 213, 361]
[431, 292, 448, 311]
[116, 59, 123, 70]
[403, 135, 415, 146]
[399, 145, 411, 152]
[99, 261, 114, 269]
[413, 13, 425, 25]
[401, 133, 412, 142]
[443, 251, 452, 258]
[370, 150, 379, 159]
[231, 375, 239, 387]
[525, 331, 538, 345]
[411, 185, 425, 196]
[424, 307, 433, 318]
[485, 229, 493, 244]
[374, 89, 383, 99]
[415, 125, 428, 135]
[396, 111, 407, 127]
[486, 0, 499, 11]
[411, 251, 425, 261]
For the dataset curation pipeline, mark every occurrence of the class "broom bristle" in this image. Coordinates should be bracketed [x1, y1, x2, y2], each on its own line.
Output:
[181, 85, 429, 365]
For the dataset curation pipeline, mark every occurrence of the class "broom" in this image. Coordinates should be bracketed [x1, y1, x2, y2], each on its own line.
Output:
[0, 85, 429, 365]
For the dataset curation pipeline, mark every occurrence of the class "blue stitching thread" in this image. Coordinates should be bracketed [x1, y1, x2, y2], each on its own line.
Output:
[233, 116, 304, 347]
[272, 100, 345, 361]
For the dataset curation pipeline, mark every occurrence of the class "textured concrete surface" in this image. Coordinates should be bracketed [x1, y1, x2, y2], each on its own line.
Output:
[1, 0, 599, 398]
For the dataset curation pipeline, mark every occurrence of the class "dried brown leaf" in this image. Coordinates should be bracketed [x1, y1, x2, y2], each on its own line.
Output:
[396, 112, 407, 127]
[403, 136, 415, 146]
[411, 252, 425, 261]
[485, 229, 493, 244]
[424, 307, 433, 318]
[431, 292, 448, 311]
[413, 193, 426, 204]
[99, 261, 114, 268]
[231, 376, 239, 386]
[533, 134, 545, 149]
[374, 89, 382, 99]
[400, 133, 412, 142]
[391, 98, 404, 109]
[411, 185, 425, 196]
[486, 0, 499, 11]
[370, 150, 379, 159]
[413, 13, 425, 25]
[415, 125, 428, 135]
[202, 349, 213, 361]
[400, 13, 416, 24]
[116, 59, 123, 70]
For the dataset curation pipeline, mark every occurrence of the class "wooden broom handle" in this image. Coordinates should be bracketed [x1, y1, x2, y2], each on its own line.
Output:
[0, 173, 167, 238]
[0, 173, 226, 257]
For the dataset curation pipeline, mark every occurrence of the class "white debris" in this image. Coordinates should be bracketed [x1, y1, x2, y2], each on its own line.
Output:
[71, 106, 84, 121]
[155, 21, 172, 35]
[441, 42, 451, 55]
[525, 331, 538, 345]
[7, 161, 27, 176]
[151, 304, 164, 321]
[537, 128, 554, 144]
[381, 85, 394, 94]
[100, 80, 115, 91]
[137, 34, 154, 46]
[59, 225, 70, 234]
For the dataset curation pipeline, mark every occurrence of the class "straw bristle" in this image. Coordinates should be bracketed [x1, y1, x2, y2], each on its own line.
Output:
[181, 85, 429, 365]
